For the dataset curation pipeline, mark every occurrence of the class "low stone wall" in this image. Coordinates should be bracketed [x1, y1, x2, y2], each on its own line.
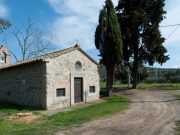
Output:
[0, 62, 47, 109]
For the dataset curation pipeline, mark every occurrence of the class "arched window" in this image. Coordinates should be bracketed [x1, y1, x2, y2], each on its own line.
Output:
[75, 61, 82, 70]
[1, 52, 6, 63]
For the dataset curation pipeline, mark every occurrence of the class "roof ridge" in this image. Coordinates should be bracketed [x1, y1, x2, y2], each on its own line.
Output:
[41, 45, 78, 59]
[42, 45, 78, 58]
[15, 45, 79, 63]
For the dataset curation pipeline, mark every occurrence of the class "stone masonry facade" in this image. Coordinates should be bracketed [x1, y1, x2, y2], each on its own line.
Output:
[46, 49, 100, 109]
[0, 45, 100, 109]
[0, 62, 47, 109]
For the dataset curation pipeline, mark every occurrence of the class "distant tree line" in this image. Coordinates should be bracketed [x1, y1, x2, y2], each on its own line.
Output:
[99, 64, 180, 84]
[99, 64, 149, 83]
[145, 68, 180, 83]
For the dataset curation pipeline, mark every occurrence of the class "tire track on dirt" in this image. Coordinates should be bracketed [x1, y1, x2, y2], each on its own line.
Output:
[57, 90, 179, 135]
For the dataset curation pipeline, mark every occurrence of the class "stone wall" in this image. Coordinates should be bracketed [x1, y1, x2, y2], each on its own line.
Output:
[0, 62, 47, 109]
[46, 49, 100, 109]
[0, 48, 100, 110]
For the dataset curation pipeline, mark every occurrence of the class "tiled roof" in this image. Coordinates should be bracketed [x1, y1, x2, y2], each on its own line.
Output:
[0, 45, 98, 70]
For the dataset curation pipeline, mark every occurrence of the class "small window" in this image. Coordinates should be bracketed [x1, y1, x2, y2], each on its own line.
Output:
[56, 88, 65, 97]
[75, 61, 82, 70]
[89, 86, 95, 93]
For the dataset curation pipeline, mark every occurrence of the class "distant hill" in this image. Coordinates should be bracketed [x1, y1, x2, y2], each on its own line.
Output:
[98, 64, 180, 83]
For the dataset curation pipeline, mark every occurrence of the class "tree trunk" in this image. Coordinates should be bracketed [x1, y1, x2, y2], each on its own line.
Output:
[132, 31, 139, 89]
[106, 67, 114, 96]
[132, 60, 138, 88]
[132, 43, 139, 88]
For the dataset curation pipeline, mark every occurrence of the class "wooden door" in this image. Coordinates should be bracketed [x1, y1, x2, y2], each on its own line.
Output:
[74, 78, 83, 103]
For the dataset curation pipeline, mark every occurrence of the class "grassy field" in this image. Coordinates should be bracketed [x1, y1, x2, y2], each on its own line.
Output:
[100, 81, 180, 90]
[0, 96, 129, 135]
[137, 83, 180, 90]
[0, 101, 34, 115]
[100, 81, 180, 97]
[175, 121, 180, 135]
[100, 81, 128, 89]
[100, 81, 132, 90]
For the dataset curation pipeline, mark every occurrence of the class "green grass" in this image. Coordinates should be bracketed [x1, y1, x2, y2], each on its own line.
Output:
[175, 95, 180, 100]
[0, 101, 33, 116]
[100, 81, 132, 89]
[175, 121, 180, 135]
[100, 81, 132, 97]
[137, 83, 180, 90]
[0, 96, 129, 135]
[100, 81, 180, 90]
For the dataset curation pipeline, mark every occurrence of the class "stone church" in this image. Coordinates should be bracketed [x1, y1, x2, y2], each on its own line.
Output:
[0, 45, 100, 109]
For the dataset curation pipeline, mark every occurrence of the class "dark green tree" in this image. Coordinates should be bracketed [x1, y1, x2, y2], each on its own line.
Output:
[116, 0, 169, 88]
[95, 0, 123, 96]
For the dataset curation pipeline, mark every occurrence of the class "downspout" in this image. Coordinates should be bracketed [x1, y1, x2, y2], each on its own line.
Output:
[70, 73, 72, 106]
[85, 90, 88, 103]
[44, 60, 49, 110]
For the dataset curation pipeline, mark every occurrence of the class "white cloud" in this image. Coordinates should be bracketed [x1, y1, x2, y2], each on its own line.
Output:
[157, 0, 180, 68]
[160, 2, 180, 47]
[0, 0, 8, 17]
[48, 0, 180, 68]
[48, 0, 70, 15]
[48, 0, 118, 50]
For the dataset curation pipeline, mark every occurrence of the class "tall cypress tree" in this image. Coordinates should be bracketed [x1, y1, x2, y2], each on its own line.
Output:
[95, 0, 123, 96]
[116, 0, 169, 88]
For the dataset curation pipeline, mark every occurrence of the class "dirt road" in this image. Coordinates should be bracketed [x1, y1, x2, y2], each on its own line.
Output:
[57, 90, 180, 135]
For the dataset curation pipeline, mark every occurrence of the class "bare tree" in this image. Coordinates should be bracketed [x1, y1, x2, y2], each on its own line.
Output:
[10, 18, 53, 62]
[0, 18, 11, 33]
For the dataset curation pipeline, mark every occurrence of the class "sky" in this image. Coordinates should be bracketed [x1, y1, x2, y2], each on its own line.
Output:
[0, 0, 179, 68]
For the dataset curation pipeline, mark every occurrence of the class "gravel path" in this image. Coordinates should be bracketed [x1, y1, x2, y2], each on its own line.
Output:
[56, 90, 180, 135]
